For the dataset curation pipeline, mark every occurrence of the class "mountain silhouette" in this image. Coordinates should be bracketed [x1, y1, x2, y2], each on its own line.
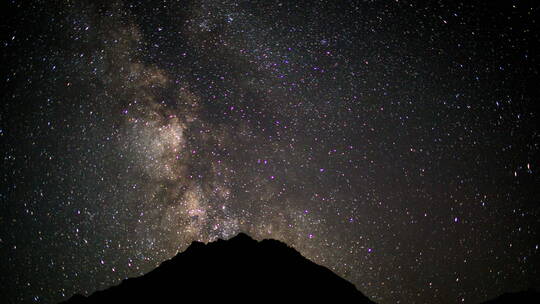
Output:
[59, 233, 539, 304]
[61, 233, 375, 303]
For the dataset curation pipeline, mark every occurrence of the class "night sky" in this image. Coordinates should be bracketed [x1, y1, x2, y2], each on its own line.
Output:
[1, 1, 539, 303]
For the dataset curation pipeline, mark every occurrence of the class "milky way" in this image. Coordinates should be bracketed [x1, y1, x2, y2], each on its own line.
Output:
[1, 1, 539, 303]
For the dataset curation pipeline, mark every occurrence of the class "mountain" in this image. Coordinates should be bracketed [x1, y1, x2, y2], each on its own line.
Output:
[61, 233, 375, 303]
[59, 233, 538, 304]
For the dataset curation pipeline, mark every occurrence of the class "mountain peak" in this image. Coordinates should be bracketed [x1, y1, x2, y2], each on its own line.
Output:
[229, 231, 255, 242]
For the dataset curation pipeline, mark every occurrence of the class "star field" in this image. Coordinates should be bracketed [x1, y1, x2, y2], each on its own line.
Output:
[1, 1, 539, 303]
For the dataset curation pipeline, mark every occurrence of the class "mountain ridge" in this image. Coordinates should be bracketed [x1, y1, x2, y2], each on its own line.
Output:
[61, 233, 375, 303]
[59, 233, 540, 304]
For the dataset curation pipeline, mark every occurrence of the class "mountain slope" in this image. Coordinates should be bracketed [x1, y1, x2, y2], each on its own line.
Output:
[61, 233, 375, 303]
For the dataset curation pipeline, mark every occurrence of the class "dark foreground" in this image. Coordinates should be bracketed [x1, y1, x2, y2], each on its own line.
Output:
[61, 233, 539, 304]
[61, 233, 375, 303]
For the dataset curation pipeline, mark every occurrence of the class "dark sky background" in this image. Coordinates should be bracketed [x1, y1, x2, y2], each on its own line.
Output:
[1, 1, 539, 303]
